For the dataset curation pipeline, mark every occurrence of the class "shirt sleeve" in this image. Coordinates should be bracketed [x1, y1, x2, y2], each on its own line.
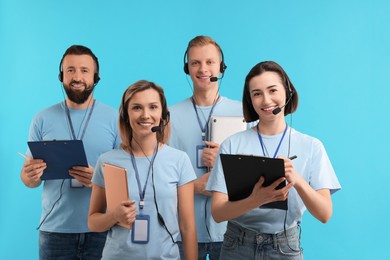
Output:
[308, 138, 341, 194]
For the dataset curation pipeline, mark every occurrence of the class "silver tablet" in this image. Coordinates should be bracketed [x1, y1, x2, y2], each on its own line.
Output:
[208, 116, 247, 144]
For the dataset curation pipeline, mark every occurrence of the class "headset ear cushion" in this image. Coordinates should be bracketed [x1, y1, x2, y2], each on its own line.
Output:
[183, 63, 189, 74]
[94, 73, 100, 84]
[220, 62, 227, 73]
[58, 72, 63, 82]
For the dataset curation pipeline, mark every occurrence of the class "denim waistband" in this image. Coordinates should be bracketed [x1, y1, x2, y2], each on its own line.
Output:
[226, 221, 299, 247]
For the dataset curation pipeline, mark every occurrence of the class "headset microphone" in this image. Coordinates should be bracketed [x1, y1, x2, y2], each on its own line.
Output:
[272, 107, 282, 115]
[210, 71, 226, 82]
[151, 126, 161, 132]
[272, 92, 293, 115]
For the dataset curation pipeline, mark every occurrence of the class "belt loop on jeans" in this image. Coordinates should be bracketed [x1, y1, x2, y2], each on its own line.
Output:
[238, 228, 245, 245]
[229, 222, 246, 246]
[272, 234, 278, 249]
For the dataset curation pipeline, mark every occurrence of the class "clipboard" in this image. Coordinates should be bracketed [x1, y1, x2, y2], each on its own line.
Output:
[27, 140, 88, 180]
[103, 163, 130, 228]
[208, 116, 247, 144]
[220, 154, 287, 210]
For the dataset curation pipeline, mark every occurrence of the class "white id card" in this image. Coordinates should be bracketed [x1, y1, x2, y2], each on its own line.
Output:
[131, 214, 150, 244]
[196, 145, 207, 168]
[70, 179, 83, 188]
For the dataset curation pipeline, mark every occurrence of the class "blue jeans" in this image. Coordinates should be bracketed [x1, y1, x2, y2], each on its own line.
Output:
[220, 222, 303, 260]
[178, 241, 222, 260]
[39, 231, 107, 260]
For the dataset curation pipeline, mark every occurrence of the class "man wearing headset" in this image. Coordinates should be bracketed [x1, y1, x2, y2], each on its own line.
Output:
[169, 36, 245, 260]
[20, 45, 120, 260]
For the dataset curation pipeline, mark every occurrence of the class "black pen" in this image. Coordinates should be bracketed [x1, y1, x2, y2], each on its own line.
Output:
[288, 155, 297, 160]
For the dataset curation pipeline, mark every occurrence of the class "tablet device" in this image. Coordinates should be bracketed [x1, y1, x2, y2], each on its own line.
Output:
[208, 116, 247, 144]
[27, 140, 88, 180]
[220, 154, 287, 210]
[103, 163, 130, 228]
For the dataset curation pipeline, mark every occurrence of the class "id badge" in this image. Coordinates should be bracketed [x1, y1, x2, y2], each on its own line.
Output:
[70, 179, 83, 188]
[131, 214, 150, 244]
[196, 145, 207, 169]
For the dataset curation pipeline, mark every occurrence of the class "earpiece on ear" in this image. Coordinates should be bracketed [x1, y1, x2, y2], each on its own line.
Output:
[120, 92, 128, 122]
[93, 73, 100, 85]
[183, 62, 189, 75]
[58, 72, 63, 82]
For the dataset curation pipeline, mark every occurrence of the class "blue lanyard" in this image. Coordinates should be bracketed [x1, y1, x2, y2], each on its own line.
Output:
[191, 96, 219, 141]
[129, 143, 158, 210]
[64, 100, 96, 140]
[256, 123, 288, 158]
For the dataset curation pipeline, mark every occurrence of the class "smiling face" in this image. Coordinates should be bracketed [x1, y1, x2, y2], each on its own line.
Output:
[61, 54, 97, 104]
[249, 71, 287, 123]
[187, 44, 221, 92]
[126, 88, 162, 139]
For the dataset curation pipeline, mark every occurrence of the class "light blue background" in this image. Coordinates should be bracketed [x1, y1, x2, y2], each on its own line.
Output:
[1, 0, 389, 259]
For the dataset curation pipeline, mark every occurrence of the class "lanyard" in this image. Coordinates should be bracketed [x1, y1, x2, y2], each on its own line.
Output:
[256, 123, 288, 158]
[129, 143, 158, 210]
[64, 100, 96, 140]
[191, 96, 219, 141]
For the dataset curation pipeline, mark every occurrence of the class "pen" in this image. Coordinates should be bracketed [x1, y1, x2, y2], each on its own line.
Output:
[17, 152, 29, 160]
[289, 155, 297, 160]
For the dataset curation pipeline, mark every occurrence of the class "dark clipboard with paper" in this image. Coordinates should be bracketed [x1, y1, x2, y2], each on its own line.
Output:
[27, 140, 88, 180]
[220, 154, 288, 210]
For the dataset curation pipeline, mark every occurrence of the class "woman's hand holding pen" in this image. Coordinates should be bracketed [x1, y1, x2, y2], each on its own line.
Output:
[279, 155, 333, 223]
[279, 155, 301, 188]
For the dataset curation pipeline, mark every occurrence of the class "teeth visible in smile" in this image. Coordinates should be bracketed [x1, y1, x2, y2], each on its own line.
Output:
[262, 107, 274, 111]
[72, 83, 84, 88]
[139, 123, 152, 126]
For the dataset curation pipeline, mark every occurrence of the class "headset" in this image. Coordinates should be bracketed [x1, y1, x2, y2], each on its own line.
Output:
[284, 71, 295, 100]
[58, 55, 100, 85]
[270, 73, 295, 115]
[183, 46, 227, 75]
[120, 86, 170, 124]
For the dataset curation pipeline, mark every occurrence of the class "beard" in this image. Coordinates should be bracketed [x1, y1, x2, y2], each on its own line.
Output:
[63, 81, 95, 104]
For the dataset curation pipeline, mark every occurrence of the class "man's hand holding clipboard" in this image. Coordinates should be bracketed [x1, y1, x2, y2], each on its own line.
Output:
[27, 140, 88, 181]
[19, 152, 46, 188]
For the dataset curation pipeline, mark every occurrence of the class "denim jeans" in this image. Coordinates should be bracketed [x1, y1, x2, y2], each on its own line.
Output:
[39, 231, 107, 260]
[178, 241, 222, 260]
[220, 222, 303, 260]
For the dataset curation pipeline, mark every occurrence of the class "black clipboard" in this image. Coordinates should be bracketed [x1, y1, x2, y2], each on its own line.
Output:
[220, 154, 287, 210]
[27, 140, 88, 180]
